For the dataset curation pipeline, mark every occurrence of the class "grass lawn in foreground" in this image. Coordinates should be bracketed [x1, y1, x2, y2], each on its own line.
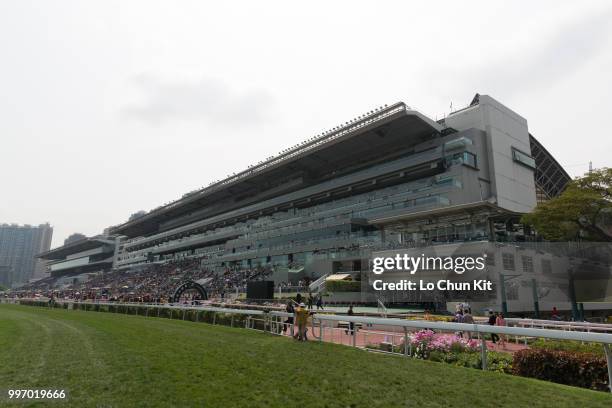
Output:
[0, 304, 611, 407]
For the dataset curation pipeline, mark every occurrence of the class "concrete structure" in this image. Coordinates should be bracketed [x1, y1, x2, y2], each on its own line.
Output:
[107, 95, 569, 274]
[45, 94, 593, 314]
[37, 235, 117, 277]
[0, 223, 53, 287]
[368, 241, 612, 318]
[64, 233, 87, 246]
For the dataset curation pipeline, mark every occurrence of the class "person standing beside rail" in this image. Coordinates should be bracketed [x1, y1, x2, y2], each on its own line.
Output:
[462, 309, 474, 339]
[345, 304, 355, 335]
[283, 300, 295, 334]
[488, 311, 499, 344]
[294, 303, 309, 341]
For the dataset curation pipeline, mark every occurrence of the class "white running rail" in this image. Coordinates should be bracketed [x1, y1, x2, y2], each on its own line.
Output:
[5, 298, 612, 392]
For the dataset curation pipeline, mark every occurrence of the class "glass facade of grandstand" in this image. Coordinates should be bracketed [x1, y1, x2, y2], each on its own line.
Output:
[31, 94, 590, 310]
[106, 95, 569, 282]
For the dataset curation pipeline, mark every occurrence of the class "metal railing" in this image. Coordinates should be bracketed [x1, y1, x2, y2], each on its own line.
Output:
[377, 299, 388, 318]
[4, 298, 612, 392]
[309, 273, 329, 293]
[507, 318, 612, 333]
[270, 309, 612, 392]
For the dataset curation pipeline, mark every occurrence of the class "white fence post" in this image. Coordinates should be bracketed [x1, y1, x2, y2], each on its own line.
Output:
[11, 298, 612, 390]
[318, 319, 322, 343]
[480, 337, 487, 370]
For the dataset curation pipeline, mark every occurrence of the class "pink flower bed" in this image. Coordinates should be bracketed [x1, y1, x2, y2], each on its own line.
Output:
[409, 329, 479, 357]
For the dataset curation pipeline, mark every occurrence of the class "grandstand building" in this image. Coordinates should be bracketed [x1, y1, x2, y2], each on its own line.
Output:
[106, 94, 572, 289]
[38, 235, 118, 277]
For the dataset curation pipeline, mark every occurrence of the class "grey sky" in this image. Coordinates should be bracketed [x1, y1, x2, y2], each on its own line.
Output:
[1, 0, 611, 248]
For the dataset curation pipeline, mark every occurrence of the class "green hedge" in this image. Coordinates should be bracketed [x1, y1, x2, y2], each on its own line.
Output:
[530, 339, 604, 356]
[513, 348, 609, 391]
[326, 280, 361, 292]
[12, 301, 253, 329]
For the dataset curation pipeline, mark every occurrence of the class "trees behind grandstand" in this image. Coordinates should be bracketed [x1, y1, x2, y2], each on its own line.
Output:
[522, 168, 612, 242]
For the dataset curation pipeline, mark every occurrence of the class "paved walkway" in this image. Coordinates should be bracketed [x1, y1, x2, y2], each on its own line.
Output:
[281, 324, 528, 353]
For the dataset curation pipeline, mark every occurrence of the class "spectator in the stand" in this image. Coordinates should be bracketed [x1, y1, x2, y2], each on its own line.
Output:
[13, 258, 284, 305]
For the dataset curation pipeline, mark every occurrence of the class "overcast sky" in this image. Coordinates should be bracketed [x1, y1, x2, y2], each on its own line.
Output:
[1, 1, 611, 248]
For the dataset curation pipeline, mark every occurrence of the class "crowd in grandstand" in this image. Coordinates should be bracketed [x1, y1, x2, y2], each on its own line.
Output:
[6, 259, 277, 303]
[209, 265, 273, 295]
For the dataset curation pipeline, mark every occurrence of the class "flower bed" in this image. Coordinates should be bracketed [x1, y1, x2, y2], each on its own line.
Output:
[408, 329, 479, 359]
[396, 330, 513, 374]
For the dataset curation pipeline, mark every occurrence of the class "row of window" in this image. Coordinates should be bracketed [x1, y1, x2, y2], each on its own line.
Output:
[512, 147, 536, 169]
[496, 253, 553, 274]
[446, 151, 477, 168]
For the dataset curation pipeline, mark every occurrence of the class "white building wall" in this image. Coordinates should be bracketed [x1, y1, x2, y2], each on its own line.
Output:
[445, 95, 537, 213]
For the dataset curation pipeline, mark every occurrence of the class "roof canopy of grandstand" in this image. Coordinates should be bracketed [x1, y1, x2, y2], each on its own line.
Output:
[37, 236, 116, 277]
[109, 103, 444, 238]
[105, 94, 574, 279]
[326, 273, 352, 281]
[38, 236, 115, 261]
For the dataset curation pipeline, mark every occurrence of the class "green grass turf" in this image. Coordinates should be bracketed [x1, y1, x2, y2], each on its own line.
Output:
[1, 305, 611, 408]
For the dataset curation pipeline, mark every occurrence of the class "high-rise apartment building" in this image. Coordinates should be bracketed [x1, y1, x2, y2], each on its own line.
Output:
[0, 223, 53, 287]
